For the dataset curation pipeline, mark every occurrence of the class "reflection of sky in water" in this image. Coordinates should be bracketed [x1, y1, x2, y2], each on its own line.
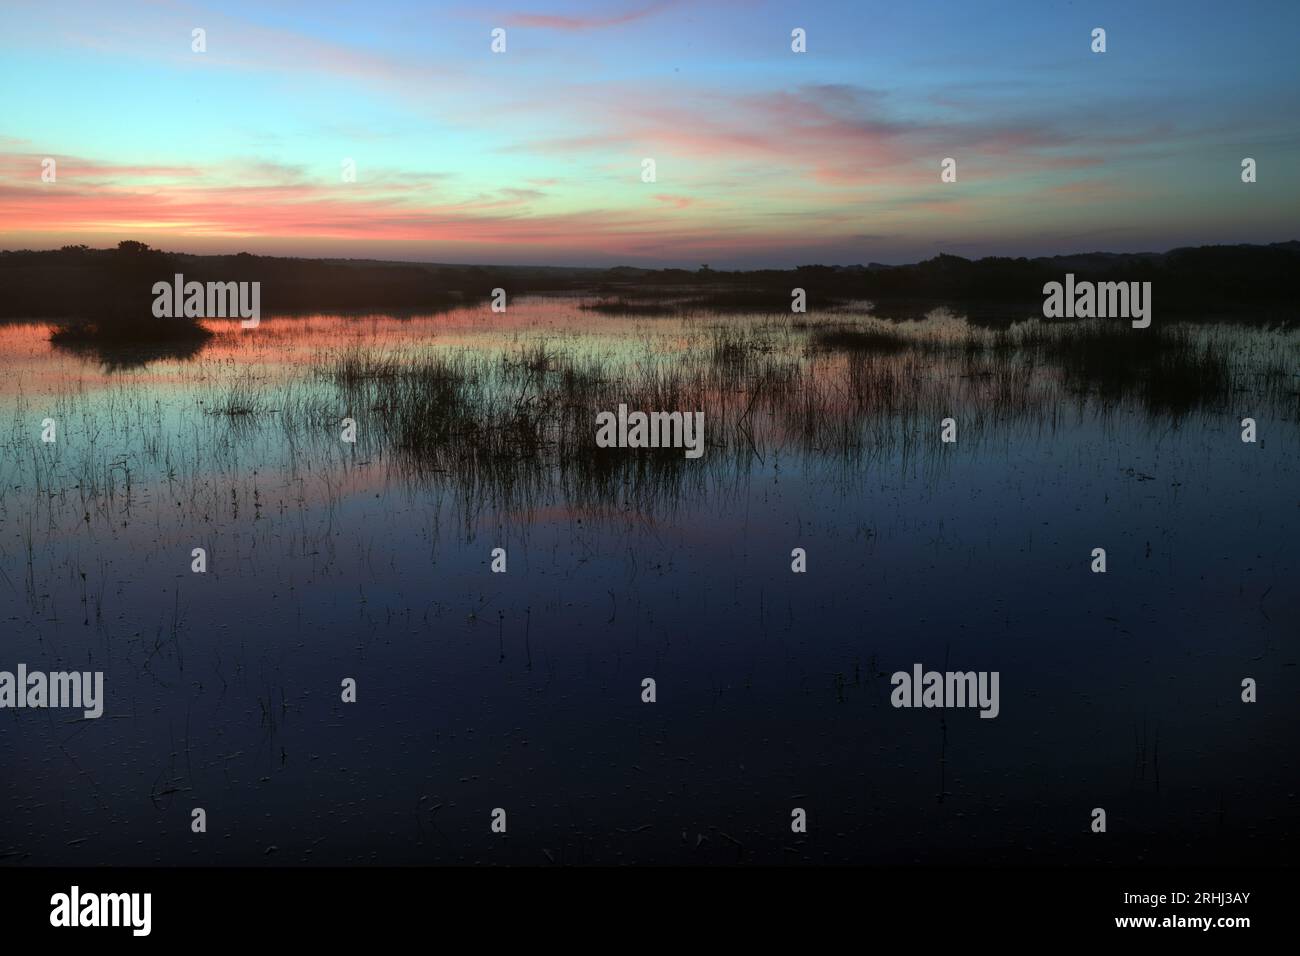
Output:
[0, 301, 1296, 865]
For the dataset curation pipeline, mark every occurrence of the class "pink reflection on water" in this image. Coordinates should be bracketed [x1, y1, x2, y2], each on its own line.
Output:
[0, 296, 690, 397]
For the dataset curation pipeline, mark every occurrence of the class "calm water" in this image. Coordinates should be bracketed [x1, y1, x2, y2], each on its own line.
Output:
[1, 298, 1296, 865]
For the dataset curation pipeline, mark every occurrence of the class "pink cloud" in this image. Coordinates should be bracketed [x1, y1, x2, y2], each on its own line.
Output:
[508, 1, 678, 31]
[504, 83, 1106, 189]
[0, 154, 202, 180]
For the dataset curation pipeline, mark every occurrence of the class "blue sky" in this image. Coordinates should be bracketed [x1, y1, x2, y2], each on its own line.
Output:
[2, 0, 1296, 266]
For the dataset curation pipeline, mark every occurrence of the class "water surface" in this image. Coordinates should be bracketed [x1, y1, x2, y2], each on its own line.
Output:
[1, 299, 1296, 865]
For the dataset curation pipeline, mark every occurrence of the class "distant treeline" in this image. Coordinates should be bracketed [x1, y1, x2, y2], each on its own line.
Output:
[581, 242, 1300, 319]
[0, 242, 501, 320]
[2, 240, 1297, 322]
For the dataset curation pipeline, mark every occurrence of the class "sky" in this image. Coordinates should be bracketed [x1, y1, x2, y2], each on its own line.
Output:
[1, 0, 1297, 267]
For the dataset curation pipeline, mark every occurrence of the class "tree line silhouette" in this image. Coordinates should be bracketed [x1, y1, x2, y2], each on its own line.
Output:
[1, 240, 1295, 336]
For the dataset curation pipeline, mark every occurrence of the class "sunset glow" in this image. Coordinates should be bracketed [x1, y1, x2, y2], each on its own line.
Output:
[2, 0, 1297, 266]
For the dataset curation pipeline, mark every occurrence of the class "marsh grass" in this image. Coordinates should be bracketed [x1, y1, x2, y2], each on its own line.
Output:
[7, 302, 1298, 544]
[302, 309, 1298, 518]
[809, 325, 913, 354]
[207, 373, 273, 419]
[580, 298, 682, 317]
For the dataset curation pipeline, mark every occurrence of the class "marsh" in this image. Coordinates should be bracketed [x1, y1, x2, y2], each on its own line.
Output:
[0, 295, 1296, 866]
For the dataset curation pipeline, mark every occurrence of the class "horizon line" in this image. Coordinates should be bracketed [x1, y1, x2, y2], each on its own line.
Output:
[4, 238, 1297, 274]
